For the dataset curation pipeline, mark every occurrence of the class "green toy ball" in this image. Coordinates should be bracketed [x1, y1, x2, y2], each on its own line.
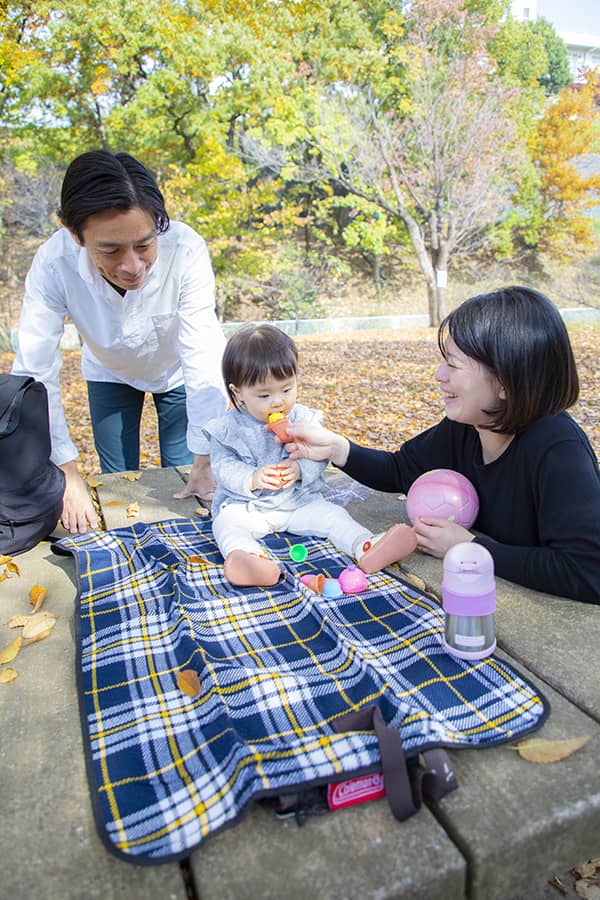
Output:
[289, 543, 308, 562]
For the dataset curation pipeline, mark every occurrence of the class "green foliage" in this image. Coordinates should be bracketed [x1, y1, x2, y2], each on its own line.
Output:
[0, 0, 597, 322]
[530, 18, 572, 95]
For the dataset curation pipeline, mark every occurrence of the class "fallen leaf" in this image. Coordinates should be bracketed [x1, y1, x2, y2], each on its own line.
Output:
[512, 736, 591, 764]
[5, 561, 20, 577]
[22, 612, 57, 645]
[0, 555, 12, 565]
[574, 863, 600, 900]
[195, 506, 210, 517]
[127, 502, 140, 518]
[176, 669, 201, 697]
[0, 667, 18, 684]
[7, 614, 30, 628]
[575, 860, 600, 877]
[103, 500, 129, 507]
[122, 471, 142, 481]
[548, 875, 568, 895]
[188, 556, 204, 563]
[87, 476, 104, 488]
[0, 633, 22, 664]
[0, 572, 8, 583]
[29, 584, 48, 613]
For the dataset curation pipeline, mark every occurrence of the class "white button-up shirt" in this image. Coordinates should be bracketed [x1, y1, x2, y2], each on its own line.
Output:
[12, 221, 228, 465]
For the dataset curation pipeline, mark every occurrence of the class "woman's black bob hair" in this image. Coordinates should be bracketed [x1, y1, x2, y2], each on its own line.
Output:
[222, 324, 298, 408]
[58, 149, 169, 240]
[438, 286, 579, 435]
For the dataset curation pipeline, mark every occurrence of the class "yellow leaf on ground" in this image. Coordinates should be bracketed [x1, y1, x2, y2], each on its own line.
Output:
[127, 502, 140, 518]
[188, 556, 204, 563]
[176, 669, 201, 697]
[104, 500, 129, 507]
[8, 614, 29, 628]
[0, 572, 8, 583]
[5, 561, 20, 577]
[122, 471, 142, 481]
[0, 555, 12, 565]
[29, 584, 48, 613]
[87, 476, 104, 488]
[0, 667, 18, 684]
[513, 736, 591, 764]
[195, 507, 210, 517]
[22, 612, 57, 645]
[573, 858, 600, 900]
[0, 634, 22, 664]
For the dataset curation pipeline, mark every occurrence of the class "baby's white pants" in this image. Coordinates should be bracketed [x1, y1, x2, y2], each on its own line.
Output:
[212, 498, 371, 562]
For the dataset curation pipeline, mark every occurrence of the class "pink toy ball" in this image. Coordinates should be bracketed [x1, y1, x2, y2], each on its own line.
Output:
[338, 565, 369, 594]
[406, 469, 479, 529]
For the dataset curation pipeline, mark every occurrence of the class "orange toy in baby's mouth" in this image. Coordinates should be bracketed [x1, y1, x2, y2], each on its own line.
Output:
[266, 412, 291, 442]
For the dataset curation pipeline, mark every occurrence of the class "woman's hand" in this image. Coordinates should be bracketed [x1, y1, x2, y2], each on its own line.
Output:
[59, 461, 98, 534]
[283, 423, 350, 467]
[251, 461, 300, 491]
[412, 517, 475, 558]
[174, 454, 216, 502]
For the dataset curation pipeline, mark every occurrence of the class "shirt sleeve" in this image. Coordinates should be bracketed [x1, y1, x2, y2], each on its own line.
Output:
[209, 438, 255, 499]
[11, 249, 78, 466]
[176, 235, 228, 456]
[341, 422, 448, 494]
[476, 437, 600, 604]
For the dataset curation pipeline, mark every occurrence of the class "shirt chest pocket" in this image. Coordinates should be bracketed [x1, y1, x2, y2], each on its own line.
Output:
[151, 312, 179, 342]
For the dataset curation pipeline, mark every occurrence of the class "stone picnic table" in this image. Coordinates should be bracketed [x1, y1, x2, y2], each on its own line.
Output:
[1, 465, 598, 900]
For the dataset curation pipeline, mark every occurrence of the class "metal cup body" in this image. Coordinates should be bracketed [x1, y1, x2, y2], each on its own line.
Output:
[444, 612, 496, 660]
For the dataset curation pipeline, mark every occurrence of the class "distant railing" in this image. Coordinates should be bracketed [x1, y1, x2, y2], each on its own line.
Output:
[5, 306, 600, 351]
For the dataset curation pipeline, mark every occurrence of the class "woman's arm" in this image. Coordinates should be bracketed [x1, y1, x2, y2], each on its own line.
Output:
[479, 436, 600, 604]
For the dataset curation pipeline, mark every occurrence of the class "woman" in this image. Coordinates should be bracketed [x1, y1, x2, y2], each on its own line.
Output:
[284, 287, 600, 604]
[12, 150, 228, 534]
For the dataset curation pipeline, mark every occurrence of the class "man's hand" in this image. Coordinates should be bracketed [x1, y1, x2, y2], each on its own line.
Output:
[59, 460, 98, 534]
[174, 454, 216, 502]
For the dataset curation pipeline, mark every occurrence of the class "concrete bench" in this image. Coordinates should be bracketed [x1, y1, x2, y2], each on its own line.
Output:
[1, 465, 598, 900]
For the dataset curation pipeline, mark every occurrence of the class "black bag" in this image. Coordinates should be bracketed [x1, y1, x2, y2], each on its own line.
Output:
[0, 375, 66, 555]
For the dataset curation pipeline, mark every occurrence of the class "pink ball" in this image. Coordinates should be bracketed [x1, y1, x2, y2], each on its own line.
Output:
[406, 469, 479, 528]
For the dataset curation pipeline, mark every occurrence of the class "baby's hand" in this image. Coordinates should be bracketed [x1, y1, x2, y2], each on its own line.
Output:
[251, 462, 300, 492]
[277, 459, 301, 487]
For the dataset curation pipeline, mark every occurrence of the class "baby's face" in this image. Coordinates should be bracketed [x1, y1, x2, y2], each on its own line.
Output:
[231, 374, 298, 422]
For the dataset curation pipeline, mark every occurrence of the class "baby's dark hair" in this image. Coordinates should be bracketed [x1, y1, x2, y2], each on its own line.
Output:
[438, 286, 579, 434]
[223, 324, 298, 407]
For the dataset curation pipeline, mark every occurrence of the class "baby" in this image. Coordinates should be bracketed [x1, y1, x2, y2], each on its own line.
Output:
[203, 323, 416, 587]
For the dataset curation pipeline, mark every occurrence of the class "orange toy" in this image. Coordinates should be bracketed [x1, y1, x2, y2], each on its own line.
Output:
[266, 411, 291, 442]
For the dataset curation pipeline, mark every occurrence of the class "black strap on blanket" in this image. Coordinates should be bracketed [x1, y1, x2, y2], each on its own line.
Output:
[332, 706, 458, 820]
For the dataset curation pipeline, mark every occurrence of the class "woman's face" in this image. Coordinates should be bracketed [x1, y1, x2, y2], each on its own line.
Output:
[74, 207, 158, 292]
[435, 336, 505, 429]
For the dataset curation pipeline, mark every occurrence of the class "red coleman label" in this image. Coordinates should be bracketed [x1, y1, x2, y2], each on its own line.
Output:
[327, 773, 386, 811]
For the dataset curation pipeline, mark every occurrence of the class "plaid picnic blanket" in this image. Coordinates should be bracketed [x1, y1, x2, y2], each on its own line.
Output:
[57, 517, 548, 864]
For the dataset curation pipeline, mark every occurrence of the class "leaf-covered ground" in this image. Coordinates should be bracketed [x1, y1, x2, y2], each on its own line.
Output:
[2, 324, 599, 475]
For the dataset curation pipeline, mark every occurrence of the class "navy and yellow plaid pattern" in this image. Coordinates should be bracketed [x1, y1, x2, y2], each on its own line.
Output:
[58, 518, 547, 863]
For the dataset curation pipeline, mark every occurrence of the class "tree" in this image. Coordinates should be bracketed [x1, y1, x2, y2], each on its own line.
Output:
[528, 70, 600, 256]
[530, 18, 572, 95]
[288, 0, 527, 324]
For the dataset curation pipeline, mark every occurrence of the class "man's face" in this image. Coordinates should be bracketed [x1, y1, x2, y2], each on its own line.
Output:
[74, 206, 158, 292]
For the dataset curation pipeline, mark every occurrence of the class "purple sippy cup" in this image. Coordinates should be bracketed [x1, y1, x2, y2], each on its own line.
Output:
[442, 542, 496, 660]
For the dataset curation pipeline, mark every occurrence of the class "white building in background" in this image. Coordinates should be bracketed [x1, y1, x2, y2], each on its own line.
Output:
[511, 0, 600, 82]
